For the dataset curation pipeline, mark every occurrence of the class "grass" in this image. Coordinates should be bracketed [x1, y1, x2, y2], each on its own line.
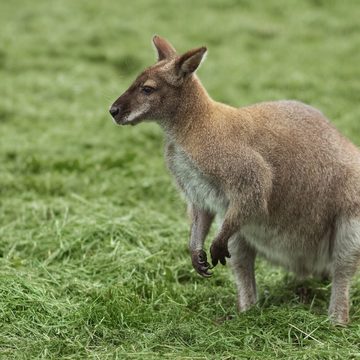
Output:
[1, 0, 360, 358]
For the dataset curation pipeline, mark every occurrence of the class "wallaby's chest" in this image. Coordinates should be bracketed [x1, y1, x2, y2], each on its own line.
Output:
[166, 142, 228, 214]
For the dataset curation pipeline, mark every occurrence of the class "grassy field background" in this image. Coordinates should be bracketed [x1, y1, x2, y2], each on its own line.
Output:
[1, 0, 360, 358]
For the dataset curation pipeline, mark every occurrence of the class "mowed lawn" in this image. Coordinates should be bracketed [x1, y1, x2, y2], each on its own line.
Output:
[1, 0, 360, 358]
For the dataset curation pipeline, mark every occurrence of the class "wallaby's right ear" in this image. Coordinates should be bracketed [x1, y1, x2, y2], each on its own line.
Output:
[152, 35, 177, 61]
[175, 47, 207, 77]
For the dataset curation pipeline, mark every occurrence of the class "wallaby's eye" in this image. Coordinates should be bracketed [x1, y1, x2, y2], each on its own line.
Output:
[141, 86, 156, 95]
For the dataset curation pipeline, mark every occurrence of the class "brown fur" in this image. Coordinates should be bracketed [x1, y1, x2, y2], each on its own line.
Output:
[110, 36, 360, 325]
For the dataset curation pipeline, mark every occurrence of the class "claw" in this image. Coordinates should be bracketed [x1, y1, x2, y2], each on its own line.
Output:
[191, 249, 213, 278]
[198, 262, 213, 277]
[201, 270, 212, 278]
[199, 264, 213, 276]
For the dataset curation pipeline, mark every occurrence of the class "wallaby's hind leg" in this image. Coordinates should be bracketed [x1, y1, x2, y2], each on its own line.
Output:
[228, 234, 257, 312]
[329, 218, 360, 325]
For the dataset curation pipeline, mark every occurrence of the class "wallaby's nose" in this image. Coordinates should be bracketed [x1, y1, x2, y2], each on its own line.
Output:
[109, 106, 119, 117]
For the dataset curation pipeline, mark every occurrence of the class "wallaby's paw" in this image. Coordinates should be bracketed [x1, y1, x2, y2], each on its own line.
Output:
[191, 249, 213, 277]
[210, 240, 231, 267]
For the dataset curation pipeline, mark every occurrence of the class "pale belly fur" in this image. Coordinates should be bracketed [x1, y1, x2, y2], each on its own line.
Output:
[239, 223, 332, 277]
[170, 144, 333, 277]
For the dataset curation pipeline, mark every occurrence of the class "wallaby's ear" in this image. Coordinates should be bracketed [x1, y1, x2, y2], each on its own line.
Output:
[176, 47, 207, 77]
[152, 35, 177, 61]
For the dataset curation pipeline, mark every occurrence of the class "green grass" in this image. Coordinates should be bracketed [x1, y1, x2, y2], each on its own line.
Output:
[1, 0, 360, 358]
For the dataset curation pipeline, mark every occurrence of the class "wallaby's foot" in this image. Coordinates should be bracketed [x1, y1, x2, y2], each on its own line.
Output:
[210, 239, 231, 266]
[237, 298, 256, 312]
[191, 249, 213, 277]
[329, 299, 349, 326]
[329, 306, 349, 326]
[328, 281, 350, 326]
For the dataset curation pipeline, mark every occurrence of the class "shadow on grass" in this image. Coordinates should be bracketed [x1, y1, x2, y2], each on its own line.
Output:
[258, 274, 331, 313]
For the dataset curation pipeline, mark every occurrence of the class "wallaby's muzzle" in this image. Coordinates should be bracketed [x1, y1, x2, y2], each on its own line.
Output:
[109, 104, 126, 125]
[109, 89, 143, 125]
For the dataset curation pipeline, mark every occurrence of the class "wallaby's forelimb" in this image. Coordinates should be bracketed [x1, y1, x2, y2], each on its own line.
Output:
[207, 150, 271, 267]
[189, 205, 214, 277]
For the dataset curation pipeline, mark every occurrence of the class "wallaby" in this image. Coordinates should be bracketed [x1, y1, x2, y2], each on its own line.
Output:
[109, 35, 360, 325]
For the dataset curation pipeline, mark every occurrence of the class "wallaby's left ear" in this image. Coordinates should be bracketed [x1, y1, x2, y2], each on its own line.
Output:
[176, 47, 207, 77]
[152, 35, 177, 61]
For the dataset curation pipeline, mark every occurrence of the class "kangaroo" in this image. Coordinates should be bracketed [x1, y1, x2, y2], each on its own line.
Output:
[109, 35, 360, 325]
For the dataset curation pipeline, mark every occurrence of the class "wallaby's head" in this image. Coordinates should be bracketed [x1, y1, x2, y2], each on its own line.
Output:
[109, 36, 207, 126]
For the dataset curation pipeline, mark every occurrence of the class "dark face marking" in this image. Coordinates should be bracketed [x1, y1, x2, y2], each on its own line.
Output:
[109, 62, 182, 126]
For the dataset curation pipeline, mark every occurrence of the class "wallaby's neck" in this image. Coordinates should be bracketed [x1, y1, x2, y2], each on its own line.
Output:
[160, 76, 215, 140]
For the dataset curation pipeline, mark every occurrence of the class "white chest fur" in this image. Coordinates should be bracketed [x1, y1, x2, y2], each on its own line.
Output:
[167, 143, 228, 214]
